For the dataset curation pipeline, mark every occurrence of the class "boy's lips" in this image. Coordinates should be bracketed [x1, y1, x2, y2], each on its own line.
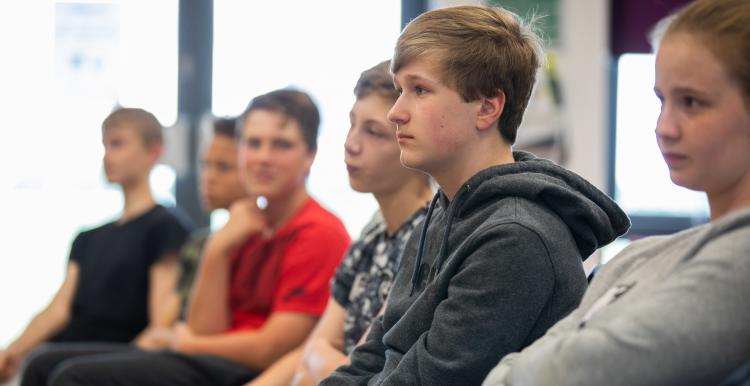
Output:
[396, 131, 414, 143]
[661, 152, 688, 167]
[253, 170, 275, 182]
[345, 163, 360, 174]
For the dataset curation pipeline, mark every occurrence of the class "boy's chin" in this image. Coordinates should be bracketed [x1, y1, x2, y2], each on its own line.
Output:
[399, 157, 429, 175]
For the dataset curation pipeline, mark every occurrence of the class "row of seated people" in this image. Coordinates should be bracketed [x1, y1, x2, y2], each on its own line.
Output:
[2, 0, 750, 385]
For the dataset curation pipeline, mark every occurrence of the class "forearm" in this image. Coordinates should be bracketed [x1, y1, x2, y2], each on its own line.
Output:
[9, 307, 70, 357]
[187, 237, 232, 333]
[320, 316, 386, 385]
[177, 331, 283, 371]
[306, 349, 349, 384]
[249, 346, 303, 386]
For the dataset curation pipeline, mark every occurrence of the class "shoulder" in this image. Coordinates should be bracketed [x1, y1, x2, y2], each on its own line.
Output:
[701, 208, 750, 253]
[148, 205, 193, 230]
[73, 219, 117, 242]
[469, 197, 568, 246]
[292, 198, 350, 238]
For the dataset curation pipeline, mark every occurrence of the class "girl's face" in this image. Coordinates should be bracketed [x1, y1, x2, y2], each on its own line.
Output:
[654, 33, 750, 199]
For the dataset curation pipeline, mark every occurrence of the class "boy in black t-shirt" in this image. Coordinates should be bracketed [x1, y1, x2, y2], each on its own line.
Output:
[0, 108, 191, 384]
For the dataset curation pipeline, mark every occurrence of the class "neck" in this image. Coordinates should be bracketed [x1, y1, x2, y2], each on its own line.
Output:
[707, 173, 750, 222]
[120, 177, 156, 222]
[374, 180, 434, 236]
[264, 187, 309, 230]
[435, 139, 514, 201]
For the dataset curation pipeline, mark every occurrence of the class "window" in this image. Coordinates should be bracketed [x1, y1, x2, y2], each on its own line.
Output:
[612, 53, 709, 237]
[0, 0, 177, 347]
[212, 1, 402, 236]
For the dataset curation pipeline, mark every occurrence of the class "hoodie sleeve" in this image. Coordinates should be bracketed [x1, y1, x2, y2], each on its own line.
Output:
[383, 223, 558, 385]
[481, 229, 750, 386]
[320, 315, 388, 385]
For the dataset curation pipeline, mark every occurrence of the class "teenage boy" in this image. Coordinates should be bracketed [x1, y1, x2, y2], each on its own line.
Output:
[321, 6, 629, 385]
[0, 108, 191, 383]
[136, 116, 249, 349]
[41, 89, 351, 386]
[248, 60, 433, 386]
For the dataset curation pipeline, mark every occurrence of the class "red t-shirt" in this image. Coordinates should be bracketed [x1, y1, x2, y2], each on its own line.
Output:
[228, 197, 350, 332]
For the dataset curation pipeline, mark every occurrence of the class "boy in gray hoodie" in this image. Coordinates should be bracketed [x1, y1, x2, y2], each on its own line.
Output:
[320, 5, 630, 386]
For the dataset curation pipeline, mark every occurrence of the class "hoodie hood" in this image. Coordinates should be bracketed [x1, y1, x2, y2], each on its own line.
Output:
[410, 151, 630, 294]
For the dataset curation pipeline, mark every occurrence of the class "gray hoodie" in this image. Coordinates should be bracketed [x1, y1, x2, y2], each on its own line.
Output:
[320, 151, 630, 386]
[482, 207, 750, 386]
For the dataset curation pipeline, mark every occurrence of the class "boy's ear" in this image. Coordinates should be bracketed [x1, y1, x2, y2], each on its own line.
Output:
[148, 142, 164, 164]
[303, 148, 317, 176]
[476, 90, 505, 131]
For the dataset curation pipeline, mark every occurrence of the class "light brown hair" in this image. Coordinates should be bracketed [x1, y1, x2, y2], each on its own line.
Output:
[102, 107, 162, 147]
[392, 5, 544, 144]
[655, 0, 750, 103]
[354, 60, 399, 103]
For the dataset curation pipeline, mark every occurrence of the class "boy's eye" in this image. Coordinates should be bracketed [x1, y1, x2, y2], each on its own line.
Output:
[414, 86, 426, 95]
[366, 126, 384, 138]
[682, 96, 700, 109]
[395, 87, 403, 96]
[216, 162, 232, 172]
[245, 138, 261, 149]
[273, 139, 293, 150]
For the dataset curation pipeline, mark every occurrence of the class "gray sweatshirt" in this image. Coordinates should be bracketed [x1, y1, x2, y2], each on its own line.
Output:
[483, 207, 750, 386]
[320, 151, 630, 385]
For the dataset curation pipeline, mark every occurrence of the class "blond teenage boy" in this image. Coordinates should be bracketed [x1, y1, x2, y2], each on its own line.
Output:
[0, 108, 191, 385]
[321, 6, 629, 385]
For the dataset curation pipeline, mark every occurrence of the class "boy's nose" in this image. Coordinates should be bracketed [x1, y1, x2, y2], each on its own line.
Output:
[344, 132, 361, 155]
[387, 99, 409, 125]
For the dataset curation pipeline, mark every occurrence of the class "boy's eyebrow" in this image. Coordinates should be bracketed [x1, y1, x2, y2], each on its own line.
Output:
[363, 118, 390, 128]
[403, 74, 434, 83]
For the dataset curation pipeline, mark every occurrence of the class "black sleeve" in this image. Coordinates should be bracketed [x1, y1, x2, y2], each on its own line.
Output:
[68, 230, 90, 264]
[149, 209, 191, 263]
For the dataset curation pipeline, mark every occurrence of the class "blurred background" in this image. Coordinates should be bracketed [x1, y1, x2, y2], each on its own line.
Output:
[0, 0, 703, 347]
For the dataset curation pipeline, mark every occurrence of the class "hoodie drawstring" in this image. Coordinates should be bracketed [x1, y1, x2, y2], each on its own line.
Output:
[409, 185, 470, 295]
[410, 194, 439, 295]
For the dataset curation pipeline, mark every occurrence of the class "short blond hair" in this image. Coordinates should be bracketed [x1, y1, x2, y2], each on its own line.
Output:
[393, 5, 543, 144]
[102, 107, 162, 147]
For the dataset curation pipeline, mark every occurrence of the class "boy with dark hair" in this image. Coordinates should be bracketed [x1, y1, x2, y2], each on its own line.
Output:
[40, 89, 351, 386]
[248, 60, 433, 386]
[321, 5, 629, 385]
[0, 107, 191, 384]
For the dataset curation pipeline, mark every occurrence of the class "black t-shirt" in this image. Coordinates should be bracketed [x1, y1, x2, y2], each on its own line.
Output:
[51, 205, 191, 343]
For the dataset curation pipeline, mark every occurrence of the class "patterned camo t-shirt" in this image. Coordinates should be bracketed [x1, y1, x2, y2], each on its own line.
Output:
[332, 206, 428, 353]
